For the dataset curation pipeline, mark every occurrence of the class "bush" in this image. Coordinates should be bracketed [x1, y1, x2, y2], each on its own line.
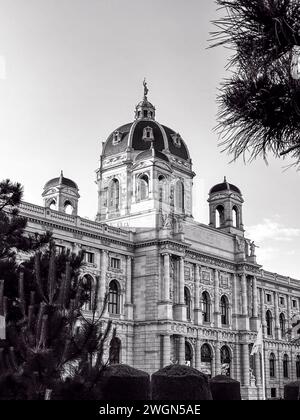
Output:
[284, 381, 300, 400]
[151, 364, 212, 400]
[98, 364, 150, 400]
[0, 374, 28, 400]
[210, 375, 241, 400]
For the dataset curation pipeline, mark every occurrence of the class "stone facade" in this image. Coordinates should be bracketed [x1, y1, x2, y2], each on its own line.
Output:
[18, 90, 300, 400]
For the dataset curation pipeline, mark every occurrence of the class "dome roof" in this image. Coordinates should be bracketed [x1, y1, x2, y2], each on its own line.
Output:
[210, 177, 241, 195]
[103, 120, 189, 161]
[44, 171, 78, 190]
[135, 148, 169, 163]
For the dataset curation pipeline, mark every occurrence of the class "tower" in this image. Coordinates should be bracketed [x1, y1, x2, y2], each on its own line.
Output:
[208, 177, 244, 235]
[95, 81, 194, 229]
[42, 171, 80, 215]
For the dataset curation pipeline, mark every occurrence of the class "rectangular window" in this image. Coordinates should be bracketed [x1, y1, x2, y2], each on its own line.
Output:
[266, 293, 271, 303]
[292, 299, 297, 308]
[55, 245, 65, 255]
[280, 297, 285, 306]
[271, 388, 277, 398]
[84, 251, 94, 264]
[110, 257, 121, 269]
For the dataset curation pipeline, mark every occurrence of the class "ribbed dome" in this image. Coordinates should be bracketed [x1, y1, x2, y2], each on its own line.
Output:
[210, 177, 241, 195]
[44, 171, 78, 190]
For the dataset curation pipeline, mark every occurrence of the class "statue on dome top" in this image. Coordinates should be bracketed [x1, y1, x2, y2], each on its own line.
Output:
[143, 78, 149, 99]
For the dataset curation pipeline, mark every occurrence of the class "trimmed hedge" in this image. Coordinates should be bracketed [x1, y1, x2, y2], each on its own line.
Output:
[284, 381, 300, 400]
[98, 364, 150, 400]
[210, 375, 241, 400]
[151, 364, 212, 400]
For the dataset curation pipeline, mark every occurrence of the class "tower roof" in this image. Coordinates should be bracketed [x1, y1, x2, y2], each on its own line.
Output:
[209, 177, 241, 195]
[44, 171, 78, 190]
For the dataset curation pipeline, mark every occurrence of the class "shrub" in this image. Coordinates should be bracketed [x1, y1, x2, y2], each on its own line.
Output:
[284, 381, 300, 400]
[210, 375, 241, 400]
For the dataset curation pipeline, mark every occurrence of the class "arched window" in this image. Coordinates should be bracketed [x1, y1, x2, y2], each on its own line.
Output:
[216, 205, 225, 228]
[220, 345, 231, 376]
[185, 341, 192, 366]
[266, 310, 273, 336]
[269, 353, 276, 377]
[184, 287, 191, 321]
[108, 179, 120, 209]
[296, 355, 300, 378]
[279, 313, 286, 338]
[283, 354, 289, 378]
[81, 274, 93, 311]
[137, 174, 149, 201]
[108, 280, 120, 315]
[64, 200, 73, 214]
[158, 175, 167, 203]
[49, 199, 56, 210]
[109, 337, 121, 364]
[232, 206, 238, 228]
[220, 295, 229, 325]
[201, 291, 211, 323]
[175, 181, 184, 212]
[201, 344, 212, 362]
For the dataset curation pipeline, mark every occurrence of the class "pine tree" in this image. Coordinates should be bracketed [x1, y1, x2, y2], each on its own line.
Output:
[211, 0, 300, 166]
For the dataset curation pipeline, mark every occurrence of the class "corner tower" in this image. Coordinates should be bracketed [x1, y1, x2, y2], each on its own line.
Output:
[208, 177, 244, 236]
[95, 82, 195, 229]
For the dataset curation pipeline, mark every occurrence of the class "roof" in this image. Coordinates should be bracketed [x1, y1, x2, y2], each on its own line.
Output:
[135, 148, 169, 163]
[210, 178, 241, 195]
[44, 176, 78, 190]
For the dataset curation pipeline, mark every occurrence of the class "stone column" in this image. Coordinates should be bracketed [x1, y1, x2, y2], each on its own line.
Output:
[214, 270, 220, 328]
[125, 256, 133, 319]
[162, 334, 171, 367]
[215, 341, 221, 376]
[232, 274, 238, 329]
[260, 288, 267, 337]
[178, 336, 185, 365]
[234, 343, 241, 382]
[252, 276, 259, 331]
[195, 338, 201, 370]
[241, 273, 249, 330]
[163, 253, 170, 301]
[194, 265, 201, 325]
[242, 342, 250, 386]
[286, 294, 291, 332]
[274, 291, 280, 339]
[254, 353, 262, 386]
[100, 250, 108, 307]
[179, 257, 185, 305]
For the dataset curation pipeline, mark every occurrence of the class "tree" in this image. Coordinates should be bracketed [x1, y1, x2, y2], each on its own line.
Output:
[211, 0, 300, 166]
[0, 244, 113, 400]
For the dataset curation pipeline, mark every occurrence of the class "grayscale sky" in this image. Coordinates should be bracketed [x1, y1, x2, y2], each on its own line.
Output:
[0, 0, 299, 278]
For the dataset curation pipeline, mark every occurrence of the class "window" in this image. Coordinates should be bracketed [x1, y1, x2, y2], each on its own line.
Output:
[201, 291, 211, 323]
[292, 299, 297, 309]
[220, 346, 231, 376]
[143, 110, 148, 118]
[158, 175, 167, 203]
[280, 297, 285, 306]
[232, 206, 238, 228]
[266, 310, 273, 336]
[175, 181, 184, 212]
[279, 313, 285, 338]
[84, 251, 94, 264]
[271, 388, 277, 398]
[142, 126, 154, 141]
[82, 275, 93, 311]
[108, 179, 120, 210]
[266, 293, 271, 303]
[64, 200, 73, 214]
[269, 353, 276, 377]
[184, 287, 191, 321]
[201, 344, 212, 362]
[112, 131, 122, 145]
[137, 174, 149, 201]
[108, 280, 120, 315]
[216, 205, 225, 228]
[55, 245, 65, 255]
[109, 337, 121, 364]
[296, 355, 300, 378]
[110, 257, 121, 270]
[185, 342, 192, 366]
[49, 199, 56, 210]
[283, 354, 289, 378]
[221, 295, 229, 325]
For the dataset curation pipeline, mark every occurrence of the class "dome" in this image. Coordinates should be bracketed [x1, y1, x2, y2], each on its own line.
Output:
[44, 171, 78, 190]
[101, 82, 190, 162]
[209, 177, 241, 195]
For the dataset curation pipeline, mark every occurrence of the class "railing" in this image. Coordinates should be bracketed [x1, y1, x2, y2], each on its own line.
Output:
[260, 269, 299, 285]
[19, 201, 132, 241]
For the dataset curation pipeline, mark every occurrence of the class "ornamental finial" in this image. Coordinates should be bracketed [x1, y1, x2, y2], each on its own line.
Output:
[143, 78, 149, 99]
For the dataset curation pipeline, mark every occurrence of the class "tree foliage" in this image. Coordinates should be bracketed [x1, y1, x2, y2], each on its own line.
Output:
[211, 0, 300, 166]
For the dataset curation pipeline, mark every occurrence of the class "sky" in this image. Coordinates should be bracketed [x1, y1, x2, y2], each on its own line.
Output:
[0, 0, 300, 279]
